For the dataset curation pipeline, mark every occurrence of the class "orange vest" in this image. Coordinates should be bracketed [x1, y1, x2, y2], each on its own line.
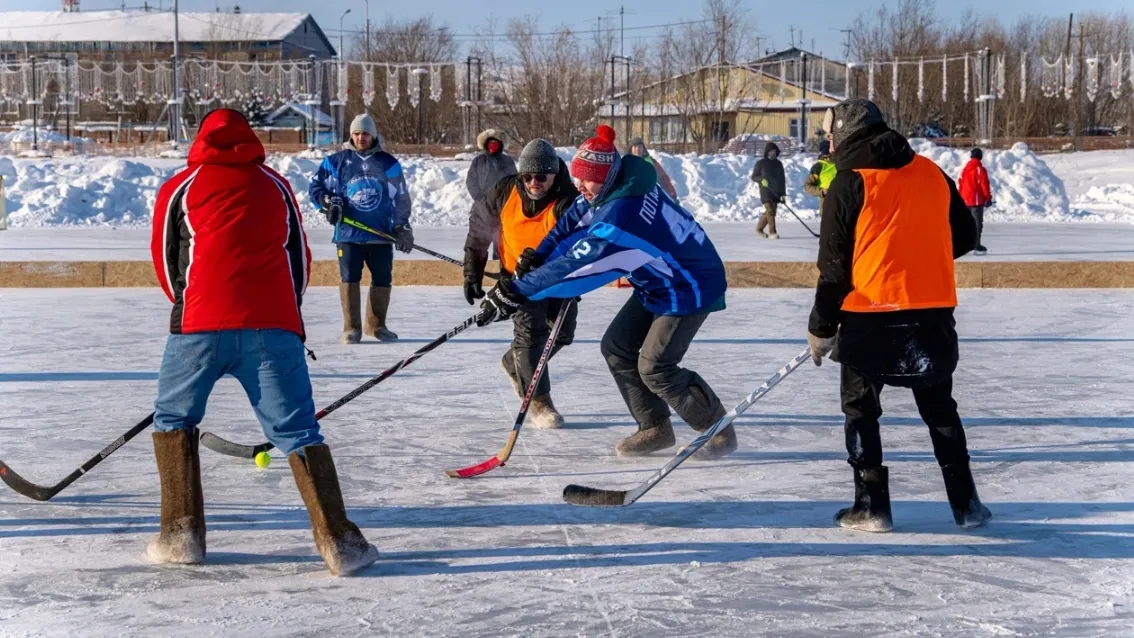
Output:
[498, 186, 558, 273]
[841, 154, 958, 313]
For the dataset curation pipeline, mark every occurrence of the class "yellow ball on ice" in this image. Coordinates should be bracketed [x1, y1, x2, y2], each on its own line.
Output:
[254, 451, 272, 469]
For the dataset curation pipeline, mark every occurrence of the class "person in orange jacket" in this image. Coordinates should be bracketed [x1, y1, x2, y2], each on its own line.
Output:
[958, 147, 993, 255]
[808, 99, 989, 534]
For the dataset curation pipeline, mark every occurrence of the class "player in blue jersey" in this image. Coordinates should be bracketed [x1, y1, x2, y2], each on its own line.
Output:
[477, 125, 736, 460]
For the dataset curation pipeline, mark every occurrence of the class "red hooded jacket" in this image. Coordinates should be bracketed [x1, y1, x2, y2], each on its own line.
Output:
[958, 158, 992, 207]
[151, 109, 312, 337]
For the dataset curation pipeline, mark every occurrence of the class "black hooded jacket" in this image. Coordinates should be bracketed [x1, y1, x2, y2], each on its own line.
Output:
[750, 142, 786, 204]
[808, 124, 977, 388]
[463, 158, 579, 275]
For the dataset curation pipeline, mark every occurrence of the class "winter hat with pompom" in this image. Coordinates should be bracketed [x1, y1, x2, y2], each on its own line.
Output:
[571, 125, 620, 185]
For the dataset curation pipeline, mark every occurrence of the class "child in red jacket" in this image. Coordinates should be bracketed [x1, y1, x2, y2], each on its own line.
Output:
[958, 148, 993, 255]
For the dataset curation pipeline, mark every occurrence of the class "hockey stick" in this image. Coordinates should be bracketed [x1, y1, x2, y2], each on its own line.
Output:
[562, 348, 811, 507]
[777, 200, 820, 238]
[341, 216, 500, 279]
[200, 312, 483, 459]
[445, 300, 575, 479]
[0, 413, 155, 502]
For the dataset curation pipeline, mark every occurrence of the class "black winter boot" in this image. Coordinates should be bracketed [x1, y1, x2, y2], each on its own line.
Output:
[941, 461, 992, 528]
[835, 466, 893, 533]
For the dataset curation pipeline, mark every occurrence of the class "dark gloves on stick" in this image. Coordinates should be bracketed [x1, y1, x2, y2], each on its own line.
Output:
[477, 277, 527, 326]
[321, 195, 344, 225]
[393, 224, 414, 254]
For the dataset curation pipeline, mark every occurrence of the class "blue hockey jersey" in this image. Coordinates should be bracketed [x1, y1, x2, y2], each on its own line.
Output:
[309, 142, 413, 244]
[512, 155, 727, 316]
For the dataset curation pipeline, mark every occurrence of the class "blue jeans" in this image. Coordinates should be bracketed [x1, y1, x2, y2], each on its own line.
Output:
[154, 329, 323, 455]
[337, 242, 393, 286]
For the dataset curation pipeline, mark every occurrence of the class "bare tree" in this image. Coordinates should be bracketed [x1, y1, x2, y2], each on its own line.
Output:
[342, 16, 461, 145]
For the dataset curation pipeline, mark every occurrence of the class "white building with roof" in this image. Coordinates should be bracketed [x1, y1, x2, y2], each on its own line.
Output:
[0, 10, 336, 61]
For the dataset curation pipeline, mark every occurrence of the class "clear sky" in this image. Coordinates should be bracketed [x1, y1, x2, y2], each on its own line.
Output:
[2, 0, 1128, 60]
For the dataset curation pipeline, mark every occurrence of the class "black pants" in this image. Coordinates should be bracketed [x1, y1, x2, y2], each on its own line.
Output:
[501, 298, 577, 397]
[599, 295, 725, 430]
[970, 205, 985, 246]
[841, 363, 970, 469]
[337, 243, 393, 286]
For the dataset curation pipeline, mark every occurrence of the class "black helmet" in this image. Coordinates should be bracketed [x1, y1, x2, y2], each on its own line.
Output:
[971, 148, 983, 160]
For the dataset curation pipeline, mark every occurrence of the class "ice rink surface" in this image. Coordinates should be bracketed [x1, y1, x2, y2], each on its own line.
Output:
[3, 222, 1134, 263]
[0, 287, 1133, 637]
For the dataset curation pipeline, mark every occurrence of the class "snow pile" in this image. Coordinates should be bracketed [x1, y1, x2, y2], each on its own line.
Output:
[1039, 149, 1134, 222]
[0, 126, 93, 145]
[0, 141, 1122, 228]
[908, 140, 1071, 221]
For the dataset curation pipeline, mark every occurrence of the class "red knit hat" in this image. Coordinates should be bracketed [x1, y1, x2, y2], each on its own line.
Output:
[571, 125, 619, 184]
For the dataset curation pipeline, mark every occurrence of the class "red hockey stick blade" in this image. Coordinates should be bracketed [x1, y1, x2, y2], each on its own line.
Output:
[444, 456, 502, 479]
[445, 431, 519, 479]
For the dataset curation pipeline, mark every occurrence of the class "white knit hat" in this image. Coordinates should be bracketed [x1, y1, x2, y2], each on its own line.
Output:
[350, 113, 378, 138]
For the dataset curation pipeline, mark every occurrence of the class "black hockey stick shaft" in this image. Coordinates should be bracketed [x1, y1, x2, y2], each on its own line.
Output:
[0, 413, 155, 501]
[341, 216, 500, 279]
[202, 312, 484, 459]
[777, 199, 820, 238]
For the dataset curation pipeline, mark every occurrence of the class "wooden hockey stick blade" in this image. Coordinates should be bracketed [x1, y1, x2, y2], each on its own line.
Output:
[199, 432, 274, 459]
[445, 431, 518, 479]
[561, 484, 631, 507]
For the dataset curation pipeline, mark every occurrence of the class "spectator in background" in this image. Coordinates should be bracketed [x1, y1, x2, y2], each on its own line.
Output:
[958, 147, 993, 255]
[629, 137, 678, 200]
[804, 139, 836, 215]
[750, 142, 786, 238]
[466, 128, 518, 222]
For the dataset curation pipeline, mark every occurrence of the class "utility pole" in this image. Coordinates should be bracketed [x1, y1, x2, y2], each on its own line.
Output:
[789, 25, 796, 49]
[800, 52, 809, 148]
[170, 0, 180, 149]
[364, 0, 370, 60]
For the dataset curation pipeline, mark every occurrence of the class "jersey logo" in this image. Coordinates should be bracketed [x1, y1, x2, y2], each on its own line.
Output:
[345, 174, 386, 213]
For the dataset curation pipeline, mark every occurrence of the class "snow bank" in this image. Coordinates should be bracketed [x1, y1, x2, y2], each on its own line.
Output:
[908, 140, 1071, 221]
[0, 126, 93, 145]
[1, 140, 1126, 228]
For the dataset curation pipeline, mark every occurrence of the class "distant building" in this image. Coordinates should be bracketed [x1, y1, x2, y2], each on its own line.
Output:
[0, 10, 336, 62]
[599, 48, 847, 152]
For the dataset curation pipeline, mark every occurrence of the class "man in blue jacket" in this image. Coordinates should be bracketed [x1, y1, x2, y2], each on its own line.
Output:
[310, 114, 413, 343]
[478, 125, 736, 460]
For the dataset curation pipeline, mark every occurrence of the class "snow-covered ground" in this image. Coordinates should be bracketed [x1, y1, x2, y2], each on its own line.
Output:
[3, 222, 1134, 263]
[0, 287, 1133, 636]
[2, 144, 1132, 228]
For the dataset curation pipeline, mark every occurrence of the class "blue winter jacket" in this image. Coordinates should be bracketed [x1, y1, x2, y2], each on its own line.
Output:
[512, 155, 727, 316]
[309, 142, 413, 244]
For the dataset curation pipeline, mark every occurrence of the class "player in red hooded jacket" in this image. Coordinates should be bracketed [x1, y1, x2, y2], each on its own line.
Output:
[958, 147, 993, 255]
[147, 108, 378, 577]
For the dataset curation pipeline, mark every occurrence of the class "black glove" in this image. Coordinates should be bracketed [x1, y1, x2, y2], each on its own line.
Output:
[321, 195, 344, 225]
[394, 224, 414, 254]
[463, 248, 487, 306]
[512, 247, 542, 280]
[477, 277, 527, 327]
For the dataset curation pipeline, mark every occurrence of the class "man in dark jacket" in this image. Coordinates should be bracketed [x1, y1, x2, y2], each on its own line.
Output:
[463, 138, 578, 428]
[466, 129, 518, 232]
[310, 113, 413, 344]
[750, 141, 786, 238]
[808, 98, 989, 534]
[150, 108, 377, 576]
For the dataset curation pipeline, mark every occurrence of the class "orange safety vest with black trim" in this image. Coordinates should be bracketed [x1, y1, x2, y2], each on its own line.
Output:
[497, 185, 558, 273]
[841, 154, 958, 313]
